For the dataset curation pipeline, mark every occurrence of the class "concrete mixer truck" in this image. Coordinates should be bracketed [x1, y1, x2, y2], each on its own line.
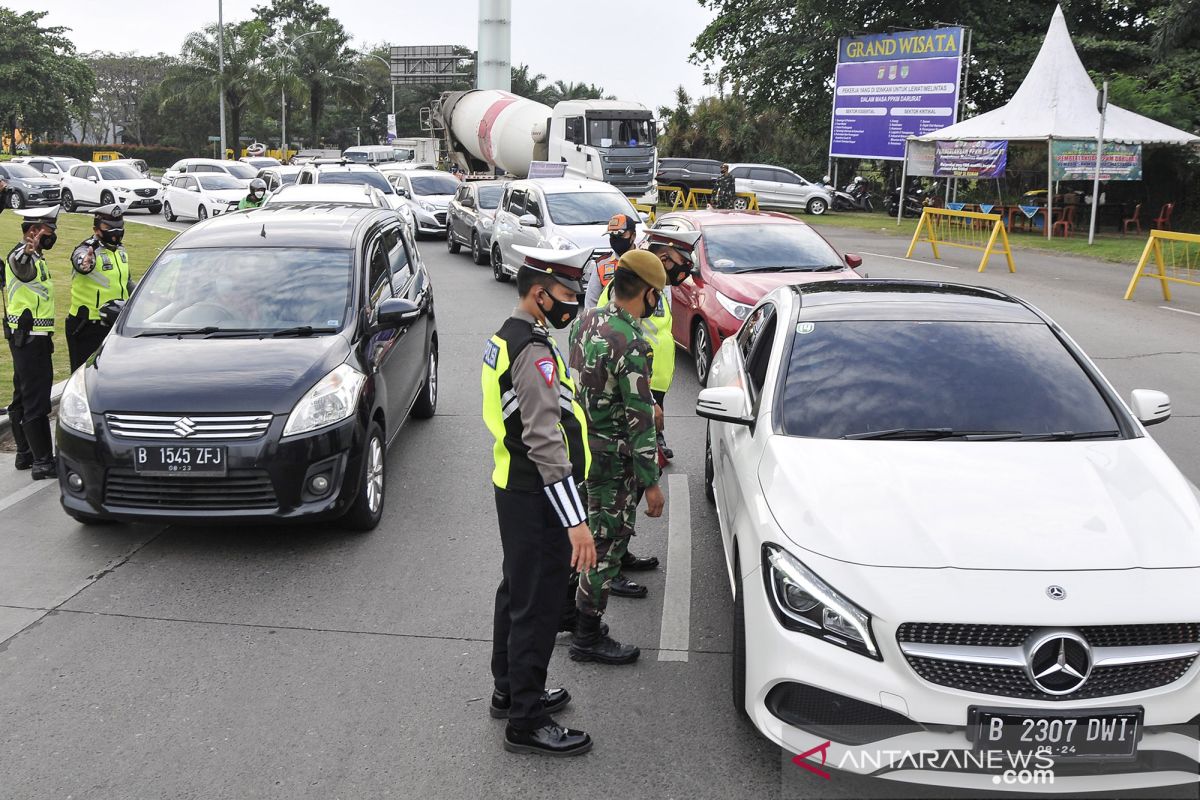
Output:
[434, 89, 658, 204]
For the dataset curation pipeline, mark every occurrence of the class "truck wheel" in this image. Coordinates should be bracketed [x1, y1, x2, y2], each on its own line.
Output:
[807, 197, 829, 216]
[492, 246, 510, 283]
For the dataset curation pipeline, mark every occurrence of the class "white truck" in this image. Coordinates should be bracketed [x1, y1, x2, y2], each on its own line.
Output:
[435, 90, 658, 203]
[390, 137, 441, 165]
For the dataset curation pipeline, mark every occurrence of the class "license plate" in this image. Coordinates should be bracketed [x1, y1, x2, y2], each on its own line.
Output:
[972, 707, 1142, 760]
[134, 445, 227, 476]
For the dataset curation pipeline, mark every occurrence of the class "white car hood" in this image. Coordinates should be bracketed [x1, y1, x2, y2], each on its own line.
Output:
[114, 179, 162, 192]
[546, 223, 640, 251]
[415, 194, 452, 209]
[760, 436, 1200, 570]
[203, 189, 246, 203]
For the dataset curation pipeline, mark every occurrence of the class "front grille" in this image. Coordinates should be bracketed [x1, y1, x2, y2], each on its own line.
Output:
[765, 682, 922, 745]
[104, 468, 277, 510]
[106, 412, 272, 440]
[434, 211, 447, 226]
[604, 154, 652, 164]
[135, 188, 156, 197]
[897, 622, 1200, 648]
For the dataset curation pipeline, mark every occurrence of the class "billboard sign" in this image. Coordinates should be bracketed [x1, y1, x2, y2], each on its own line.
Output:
[1051, 140, 1142, 181]
[830, 27, 964, 161]
[386, 113, 397, 144]
[934, 140, 1007, 178]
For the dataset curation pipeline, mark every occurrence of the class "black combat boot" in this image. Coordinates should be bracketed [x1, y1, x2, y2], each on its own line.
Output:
[620, 550, 659, 571]
[657, 431, 673, 461]
[609, 573, 648, 599]
[23, 416, 56, 481]
[558, 605, 607, 636]
[9, 413, 32, 470]
[570, 613, 640, 665]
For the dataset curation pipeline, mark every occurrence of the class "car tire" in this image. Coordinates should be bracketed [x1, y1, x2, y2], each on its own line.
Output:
[60, 189, 75, 212]
[149, 203, 162, 215]
[67, 510, 116, 526]
[471, 232, 486, 265]
[705, 425, 716, 504]
[342, 420, 386, 532]
[693, 320, 713, 386]
[198, 205, 208, 221]
[447, 227, 461, 254]
[100, 191, 114, 206]
[163, 202, 177, 222]
[492, 246, 510, 283]
[411, 340, 438, 420]
[9, 191, 24, 209]
[733, 197, 749, 210]
[732, 563, 748, 718]
[807, 197, 829, 216]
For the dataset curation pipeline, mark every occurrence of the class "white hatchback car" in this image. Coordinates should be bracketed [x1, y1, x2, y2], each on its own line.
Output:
[161, 158, 258, 188]
[388, 170, 460, 237]
[60, 162, 163, 214]
[699, 279, 1200, 793]
[162, 173, 246, 221]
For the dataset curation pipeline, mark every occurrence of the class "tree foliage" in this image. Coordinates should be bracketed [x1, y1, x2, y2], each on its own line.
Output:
[0, 9, 93, 151]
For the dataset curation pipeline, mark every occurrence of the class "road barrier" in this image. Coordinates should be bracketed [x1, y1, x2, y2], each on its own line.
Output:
[905, 207, 1016, 273]
[1124, 230, 1200, 301]
[630, 201, 656, 223]
[680, 188, 759, 211]
[657, 185, 688, 211]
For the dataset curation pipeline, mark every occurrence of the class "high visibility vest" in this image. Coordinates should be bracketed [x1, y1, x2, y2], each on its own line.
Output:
[597, 284, 675, 394]
[4, 247, 55, 333]
[481, 317, 590, 491]
[595, 253, 618, 288]
[71, 245, 130, 320]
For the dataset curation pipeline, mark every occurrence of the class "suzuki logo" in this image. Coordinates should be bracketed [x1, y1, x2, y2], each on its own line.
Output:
[173, 417, 197, 438]
[1025, 631, 1092, 695]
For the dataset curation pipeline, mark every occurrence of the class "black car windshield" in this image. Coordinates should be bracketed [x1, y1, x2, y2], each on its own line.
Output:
[197, 174, 242, 190]
[778, 320, 1122, 440]
[587, 118, 655, 147]
[545, 192, 635, 225]
[224, 163, 257, 179]
[477, 185, 504, 209]
[122, 248, 353, 334]
[319, 170, 395, 193]
[98, 165, 143, 181]
[410, 175, 460, 196]
[4, 164, 40, 179]
[703, 223, 843, 272]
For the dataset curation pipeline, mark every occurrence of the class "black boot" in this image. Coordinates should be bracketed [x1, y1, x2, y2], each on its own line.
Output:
[558, 605, 607, 636]
[10, 414, 32, 470]
[609, 573, 648, 599]
[23, 416, 56, 481]
[570, 613, 640, 665]
[504, 719, 592, 756]
[620, 550, 659, 571]
[657, 431, 673, 461]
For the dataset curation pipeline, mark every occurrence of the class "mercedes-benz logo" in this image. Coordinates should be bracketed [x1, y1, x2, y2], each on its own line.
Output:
[1046, 585, 1066, 600]
[624, 165, 634, 176]
[173, 416, 197, 438]
[1025, 631, 1092, 695]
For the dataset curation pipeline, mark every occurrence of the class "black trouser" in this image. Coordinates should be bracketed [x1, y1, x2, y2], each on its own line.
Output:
[491, 486, 571, 730]
[66, 312, 108, 372]
[9, 335, 53, 424]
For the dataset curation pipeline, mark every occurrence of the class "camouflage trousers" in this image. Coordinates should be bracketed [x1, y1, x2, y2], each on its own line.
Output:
[576, 457, 639, 617]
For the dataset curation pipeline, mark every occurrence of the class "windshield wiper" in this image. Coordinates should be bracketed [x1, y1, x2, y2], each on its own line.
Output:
[271, 326, 339, 337]
[134, 326, 224, 338]
[737, 265, 846, 273]
[842, 428, 1024, 441]
[1014, 430, 1122, 442]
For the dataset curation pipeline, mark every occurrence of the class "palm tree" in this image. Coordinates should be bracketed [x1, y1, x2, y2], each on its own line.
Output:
[510, 64, 550, 104]
[1153, 0, 1200, 57]
[286, 20, 363, 142]
[545, 79, 606, 103]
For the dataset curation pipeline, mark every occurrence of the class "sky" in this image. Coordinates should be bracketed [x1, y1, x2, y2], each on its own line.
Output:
[14, 0, 718, 114]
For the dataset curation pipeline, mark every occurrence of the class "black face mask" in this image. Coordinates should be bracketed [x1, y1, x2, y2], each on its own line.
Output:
[539, 289, 579, 329]
[100, 228, 124, 247]
[609, 232, 633, 256]
[41, 232, 57, 251]
[641, 288, 660, 319]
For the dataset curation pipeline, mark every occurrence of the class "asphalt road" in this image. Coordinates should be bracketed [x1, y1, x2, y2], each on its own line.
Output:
[1, 219, 1197, 800]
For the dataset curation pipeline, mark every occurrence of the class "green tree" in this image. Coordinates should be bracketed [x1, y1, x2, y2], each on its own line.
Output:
[511, 64, 551, 104]
[545, 79, 608, 103]
[79, 52, 172, 144]
[0, 9, 93, 150]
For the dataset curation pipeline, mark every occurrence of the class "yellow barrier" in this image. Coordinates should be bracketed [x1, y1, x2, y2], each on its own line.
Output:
[657, 185, 688, 211]
[630, 201, 656, 224]
[1124, 230, 1200, 301]
[905, 207, 1016, 273]
[680, 187, 759, 211]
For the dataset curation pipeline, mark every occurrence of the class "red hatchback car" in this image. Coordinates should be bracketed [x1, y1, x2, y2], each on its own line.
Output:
[652, 210, 862, 384]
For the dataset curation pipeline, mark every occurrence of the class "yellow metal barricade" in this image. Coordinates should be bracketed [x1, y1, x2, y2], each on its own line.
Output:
[1124, 230, 1200, 301]
[657, 185, 687, 211]
[680, 188, 759, 211]
[630, 201, 656, 224]
[905, 207, 1016, 273]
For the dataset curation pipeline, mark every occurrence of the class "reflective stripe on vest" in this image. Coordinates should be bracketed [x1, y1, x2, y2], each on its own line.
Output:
[482, 318, 590, 491]
[596, 284, 676, 394]
[4, 251, 55, 333]
[71, 245, 129, 320]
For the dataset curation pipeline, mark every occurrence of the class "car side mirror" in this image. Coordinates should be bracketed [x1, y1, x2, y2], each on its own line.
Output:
[637, 211, 650, 223]
[396, 187, 409, 198]
[373, 297, 421, 330]
[518, 213, 539, 227]
[845, 254, 863, 269]
[98, 298, 126, 326]
[462, 197, 474, 208]
[189, 186, 200, 192]
[696, 386, 753, 426]
[1130, 389, 1170, 426]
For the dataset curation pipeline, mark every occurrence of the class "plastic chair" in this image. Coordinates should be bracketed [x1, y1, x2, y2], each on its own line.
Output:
[1122, 203, 1142, 235]
[1052, 204, 1077, 238]
[1153, 202, 1174, 231]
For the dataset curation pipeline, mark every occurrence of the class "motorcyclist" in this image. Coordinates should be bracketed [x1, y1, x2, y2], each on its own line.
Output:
[239, 178, 267, 210]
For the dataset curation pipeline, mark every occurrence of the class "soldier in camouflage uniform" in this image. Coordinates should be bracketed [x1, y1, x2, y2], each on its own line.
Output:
[567, 249, 667, 665]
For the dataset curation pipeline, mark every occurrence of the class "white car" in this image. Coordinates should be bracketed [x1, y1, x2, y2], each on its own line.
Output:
[490, 177, 645, 283]
[162, 173, 246, 221]
[239, 156, 282, 170]
[265, 183, 415, 233]
[376, 161, 438, 174]
[257, 165, 304, 193]
[60, 162, 163, 214]
[698, 279, 1200, 793]
[10, 155, 82, 182]
[728, 162, 834, 215]
[161, 158, 258, 188]
[295, 163, 414, 230]
[388, 170, 460, 237]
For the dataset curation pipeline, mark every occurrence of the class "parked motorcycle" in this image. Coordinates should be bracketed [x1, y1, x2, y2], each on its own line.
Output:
[884, 185, 928, 218]
[831, 176, 874, 212]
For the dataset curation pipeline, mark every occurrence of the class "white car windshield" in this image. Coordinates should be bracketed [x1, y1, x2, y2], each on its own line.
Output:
[98, 165, 143, 181]
[319, 171, 395, 194]
[224, 163, 257, 180]
[545, 192, 635, 226]
[410, 175, 460, 196]
[197, 175, 242, 191]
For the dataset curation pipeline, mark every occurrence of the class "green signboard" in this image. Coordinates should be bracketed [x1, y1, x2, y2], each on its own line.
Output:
[1051, 139, 1142, 181]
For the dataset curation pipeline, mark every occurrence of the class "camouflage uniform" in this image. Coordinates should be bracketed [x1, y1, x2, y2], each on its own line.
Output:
[569, 303, 661, 617]
[712, 170, 737, 209]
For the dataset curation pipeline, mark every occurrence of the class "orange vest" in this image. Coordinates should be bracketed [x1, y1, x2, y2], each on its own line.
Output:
[596, 253, 618, 287]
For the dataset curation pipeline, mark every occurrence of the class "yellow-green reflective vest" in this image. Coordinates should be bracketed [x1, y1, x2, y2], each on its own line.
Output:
[481, 317, 590, 491]
[71, 245, 130, 320]
[4, 248, 54, 333]
[597, 283, 675, 394]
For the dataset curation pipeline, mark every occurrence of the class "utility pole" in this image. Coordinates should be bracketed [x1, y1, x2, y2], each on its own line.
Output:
[218, 0, 227, 160]
[1088, 81, 1108, 246]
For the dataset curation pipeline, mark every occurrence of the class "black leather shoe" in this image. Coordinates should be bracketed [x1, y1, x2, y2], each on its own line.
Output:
[657, 432, 674, 461]
[609, 573, 648, 598]
[570, 614, 640, 665]
[30, 458, 56, 481]
[490, 687, 571, 719]
[13, 450, 32, 471]
[504, 721, 592, 757]
[620, 551, 659, 571]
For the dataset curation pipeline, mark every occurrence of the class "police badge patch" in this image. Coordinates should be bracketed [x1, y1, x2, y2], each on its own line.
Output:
[483, 340, 500, 368]
[535, 357, 556, 387]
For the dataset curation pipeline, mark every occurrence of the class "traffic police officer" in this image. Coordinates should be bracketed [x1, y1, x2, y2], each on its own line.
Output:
[4, 206, 60, 479]
[67, 204, 133, 371]
[482, 245, 596, 757]
[568, 249, 667, 665]
[239, 178, 267, 210]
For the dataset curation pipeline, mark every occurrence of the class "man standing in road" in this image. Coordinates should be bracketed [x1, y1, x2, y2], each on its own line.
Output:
[568, 250, 667, 665]
[67, 204, 133, 371]
[482, 245, 597, 757]
[712, 163, 736, 209]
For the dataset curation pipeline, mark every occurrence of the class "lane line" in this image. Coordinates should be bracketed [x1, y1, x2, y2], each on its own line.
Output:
[1159, 306, 1200, 318]
[859, 251, 960, 270]
[0, 479, 56, 514]
[658, 473, 692, 662]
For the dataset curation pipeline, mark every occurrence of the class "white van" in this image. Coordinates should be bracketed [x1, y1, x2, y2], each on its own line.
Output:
[342, 145, 396, 165]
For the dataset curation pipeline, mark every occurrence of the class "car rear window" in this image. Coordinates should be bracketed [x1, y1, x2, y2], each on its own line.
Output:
[778, 320, 1121, 440]
[702, 223, 842, 273]
[319, 170, 394, 193]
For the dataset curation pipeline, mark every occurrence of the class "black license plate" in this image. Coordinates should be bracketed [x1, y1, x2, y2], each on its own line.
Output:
[972, 707, 1142, 760]
[134, 445, 227, 476]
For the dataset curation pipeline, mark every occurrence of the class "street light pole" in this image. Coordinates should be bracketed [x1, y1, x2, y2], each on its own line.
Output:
[218, 0, 227, 160]
[360, 51, 395, 143]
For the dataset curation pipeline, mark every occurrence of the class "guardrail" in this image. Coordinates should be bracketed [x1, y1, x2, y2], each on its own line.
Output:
[905, 207, 1016, 273]
[1124, 230, 1200, 301]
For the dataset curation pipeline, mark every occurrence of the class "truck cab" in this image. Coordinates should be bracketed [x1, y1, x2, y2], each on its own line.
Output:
[548, 100, 657, 203]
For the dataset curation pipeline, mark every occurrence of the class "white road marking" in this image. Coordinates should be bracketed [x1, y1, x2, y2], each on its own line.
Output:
[658, 473, 692, 662]
[1159, 306, 1200, 318]
[859, 251, 960, 270]
[0, 478, 56, 514]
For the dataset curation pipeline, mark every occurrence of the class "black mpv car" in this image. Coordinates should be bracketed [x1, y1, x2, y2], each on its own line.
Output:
[56, 204, 437, 531]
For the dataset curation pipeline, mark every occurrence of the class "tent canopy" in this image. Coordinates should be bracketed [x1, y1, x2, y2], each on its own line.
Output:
[916, 5, 1199, 145]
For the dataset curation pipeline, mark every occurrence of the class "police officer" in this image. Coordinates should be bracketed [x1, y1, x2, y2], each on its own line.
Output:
[568, 249, 667, 664]
[583, 213, 636, 309]
[239, 178, 267, 210]
[67, 204, 133, 371]
[4, 206, 60, 479]
[482, 245, 597, 757]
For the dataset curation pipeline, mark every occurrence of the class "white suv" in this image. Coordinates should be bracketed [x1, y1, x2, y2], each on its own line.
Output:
[60, 162, 163, 214]
[161, 158, 258, 188]
[296, 163, 414, 232]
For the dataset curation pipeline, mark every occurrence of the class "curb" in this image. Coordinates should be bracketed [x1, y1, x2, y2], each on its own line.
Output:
[0, 379, 67, 441]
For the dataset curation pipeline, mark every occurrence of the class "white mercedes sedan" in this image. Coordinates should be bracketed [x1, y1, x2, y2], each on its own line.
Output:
[698, 279, 1200, 793]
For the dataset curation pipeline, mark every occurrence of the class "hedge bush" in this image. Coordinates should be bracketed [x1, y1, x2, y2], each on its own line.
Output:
[30, 142, 187, 168]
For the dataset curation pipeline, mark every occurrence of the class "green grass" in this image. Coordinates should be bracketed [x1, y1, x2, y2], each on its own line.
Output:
[1, 213, 177, 386]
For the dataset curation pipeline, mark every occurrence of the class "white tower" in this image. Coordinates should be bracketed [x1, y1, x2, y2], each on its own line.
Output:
[476, 0, 512, 92]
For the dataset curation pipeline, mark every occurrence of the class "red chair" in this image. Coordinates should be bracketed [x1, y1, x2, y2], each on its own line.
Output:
[1153, 202, 1174, 230]
[1052, 204, 1077, 238]
[1122, 203, 1142, 235]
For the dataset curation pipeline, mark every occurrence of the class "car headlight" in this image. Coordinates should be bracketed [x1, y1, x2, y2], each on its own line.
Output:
[282, 363, 366, 437]
[715, 291, 753, 321]
[481, 215, 494, 228]
[762, 543, 880, 660]
[59, 368, 94, 435]
[546, 234, 577, 250]
[419, 200, 435, 212]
